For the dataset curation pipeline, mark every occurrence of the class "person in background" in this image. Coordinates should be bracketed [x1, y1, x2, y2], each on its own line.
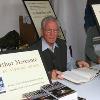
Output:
[31, 16, 89, 80]
[84, 0, 100, 64]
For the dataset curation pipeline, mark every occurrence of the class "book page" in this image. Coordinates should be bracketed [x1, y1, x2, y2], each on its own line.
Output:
[63, 67, 99, 84]
[92, 4, 100, 26]
[71, 68, 98, 79]
[0, 50, 50, 100]
[63, 71, 89, 84]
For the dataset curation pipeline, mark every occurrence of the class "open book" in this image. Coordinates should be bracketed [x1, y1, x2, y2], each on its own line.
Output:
[63, 66, 100, 84]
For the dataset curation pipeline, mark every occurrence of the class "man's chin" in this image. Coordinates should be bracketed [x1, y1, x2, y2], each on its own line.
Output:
[49, 41, 55, 44]
[48, 42, 55, 46]
[49, 40, 56, 43]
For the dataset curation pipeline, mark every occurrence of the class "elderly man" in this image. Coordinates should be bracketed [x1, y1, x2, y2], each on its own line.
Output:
[31, 16, 89, 79]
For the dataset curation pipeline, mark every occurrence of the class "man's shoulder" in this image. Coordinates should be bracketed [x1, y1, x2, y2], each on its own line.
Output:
[56, 38, 66, 46]
[30, 38, 42, 50]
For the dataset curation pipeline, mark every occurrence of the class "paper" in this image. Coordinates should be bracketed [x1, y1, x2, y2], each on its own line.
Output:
[0, 50, 50, 100]
[63, 67, 99, 84]
[92, 4, 100, 26]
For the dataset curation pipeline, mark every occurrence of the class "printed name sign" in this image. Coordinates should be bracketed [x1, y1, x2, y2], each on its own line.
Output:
[0, 50, 49, 100]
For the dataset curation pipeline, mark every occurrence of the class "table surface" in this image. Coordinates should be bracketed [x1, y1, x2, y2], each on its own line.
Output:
[56, 75, 100, 100]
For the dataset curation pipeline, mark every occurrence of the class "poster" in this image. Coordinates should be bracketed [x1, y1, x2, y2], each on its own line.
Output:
[23, 0, 65, 40]
[0, 50, 50, 100]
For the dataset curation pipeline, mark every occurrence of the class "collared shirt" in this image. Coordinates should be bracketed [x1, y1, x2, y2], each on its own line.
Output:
[67, 45, 76, 70]
[42, 38, 58, 52]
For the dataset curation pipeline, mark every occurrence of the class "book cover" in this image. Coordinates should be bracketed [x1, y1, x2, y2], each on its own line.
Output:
[41, 81, 78, 100]
[23, 89, 56, 100]
[0, 77, 6, 94]
[23, 81, 78, 100]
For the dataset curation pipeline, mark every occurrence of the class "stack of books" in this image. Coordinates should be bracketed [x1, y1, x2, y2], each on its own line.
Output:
[23, 81, 78, 100]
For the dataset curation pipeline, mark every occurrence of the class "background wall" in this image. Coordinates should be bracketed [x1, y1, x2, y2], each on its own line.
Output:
[0, 0, 27, 37]
[53, 0, 87, 60]
[0, 0, 87, 60]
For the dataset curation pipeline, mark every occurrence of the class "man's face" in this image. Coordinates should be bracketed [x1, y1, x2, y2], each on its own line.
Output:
[42, 20, 59, 46]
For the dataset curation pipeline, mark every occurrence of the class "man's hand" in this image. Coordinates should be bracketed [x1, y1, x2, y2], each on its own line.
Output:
[76, 60, 90, 68]
[50, 69, 64, 80]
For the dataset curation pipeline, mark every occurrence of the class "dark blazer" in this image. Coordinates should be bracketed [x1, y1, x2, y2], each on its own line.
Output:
[30, 38, 67, 72]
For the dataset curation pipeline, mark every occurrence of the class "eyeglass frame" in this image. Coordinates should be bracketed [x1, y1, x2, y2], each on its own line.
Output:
[43, 29, 59, 34]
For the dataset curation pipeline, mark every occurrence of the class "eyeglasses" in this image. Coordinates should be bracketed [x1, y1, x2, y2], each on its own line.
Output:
[44, 29, 59, 34]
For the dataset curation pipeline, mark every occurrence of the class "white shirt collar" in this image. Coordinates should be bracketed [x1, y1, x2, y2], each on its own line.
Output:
[42, 38, 58, 52]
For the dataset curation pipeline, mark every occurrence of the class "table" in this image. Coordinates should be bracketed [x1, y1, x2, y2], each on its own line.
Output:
[57, 75, 100, 100]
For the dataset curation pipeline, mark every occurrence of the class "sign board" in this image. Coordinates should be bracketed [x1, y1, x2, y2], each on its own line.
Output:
[22, 0, 65, 40]
[0, 50, 50, 100]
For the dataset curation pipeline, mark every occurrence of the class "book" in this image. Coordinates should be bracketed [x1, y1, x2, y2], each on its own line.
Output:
[63, 66, 100, 84]
[23, 81, 78, 100]
[23, 89, 56, 100]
